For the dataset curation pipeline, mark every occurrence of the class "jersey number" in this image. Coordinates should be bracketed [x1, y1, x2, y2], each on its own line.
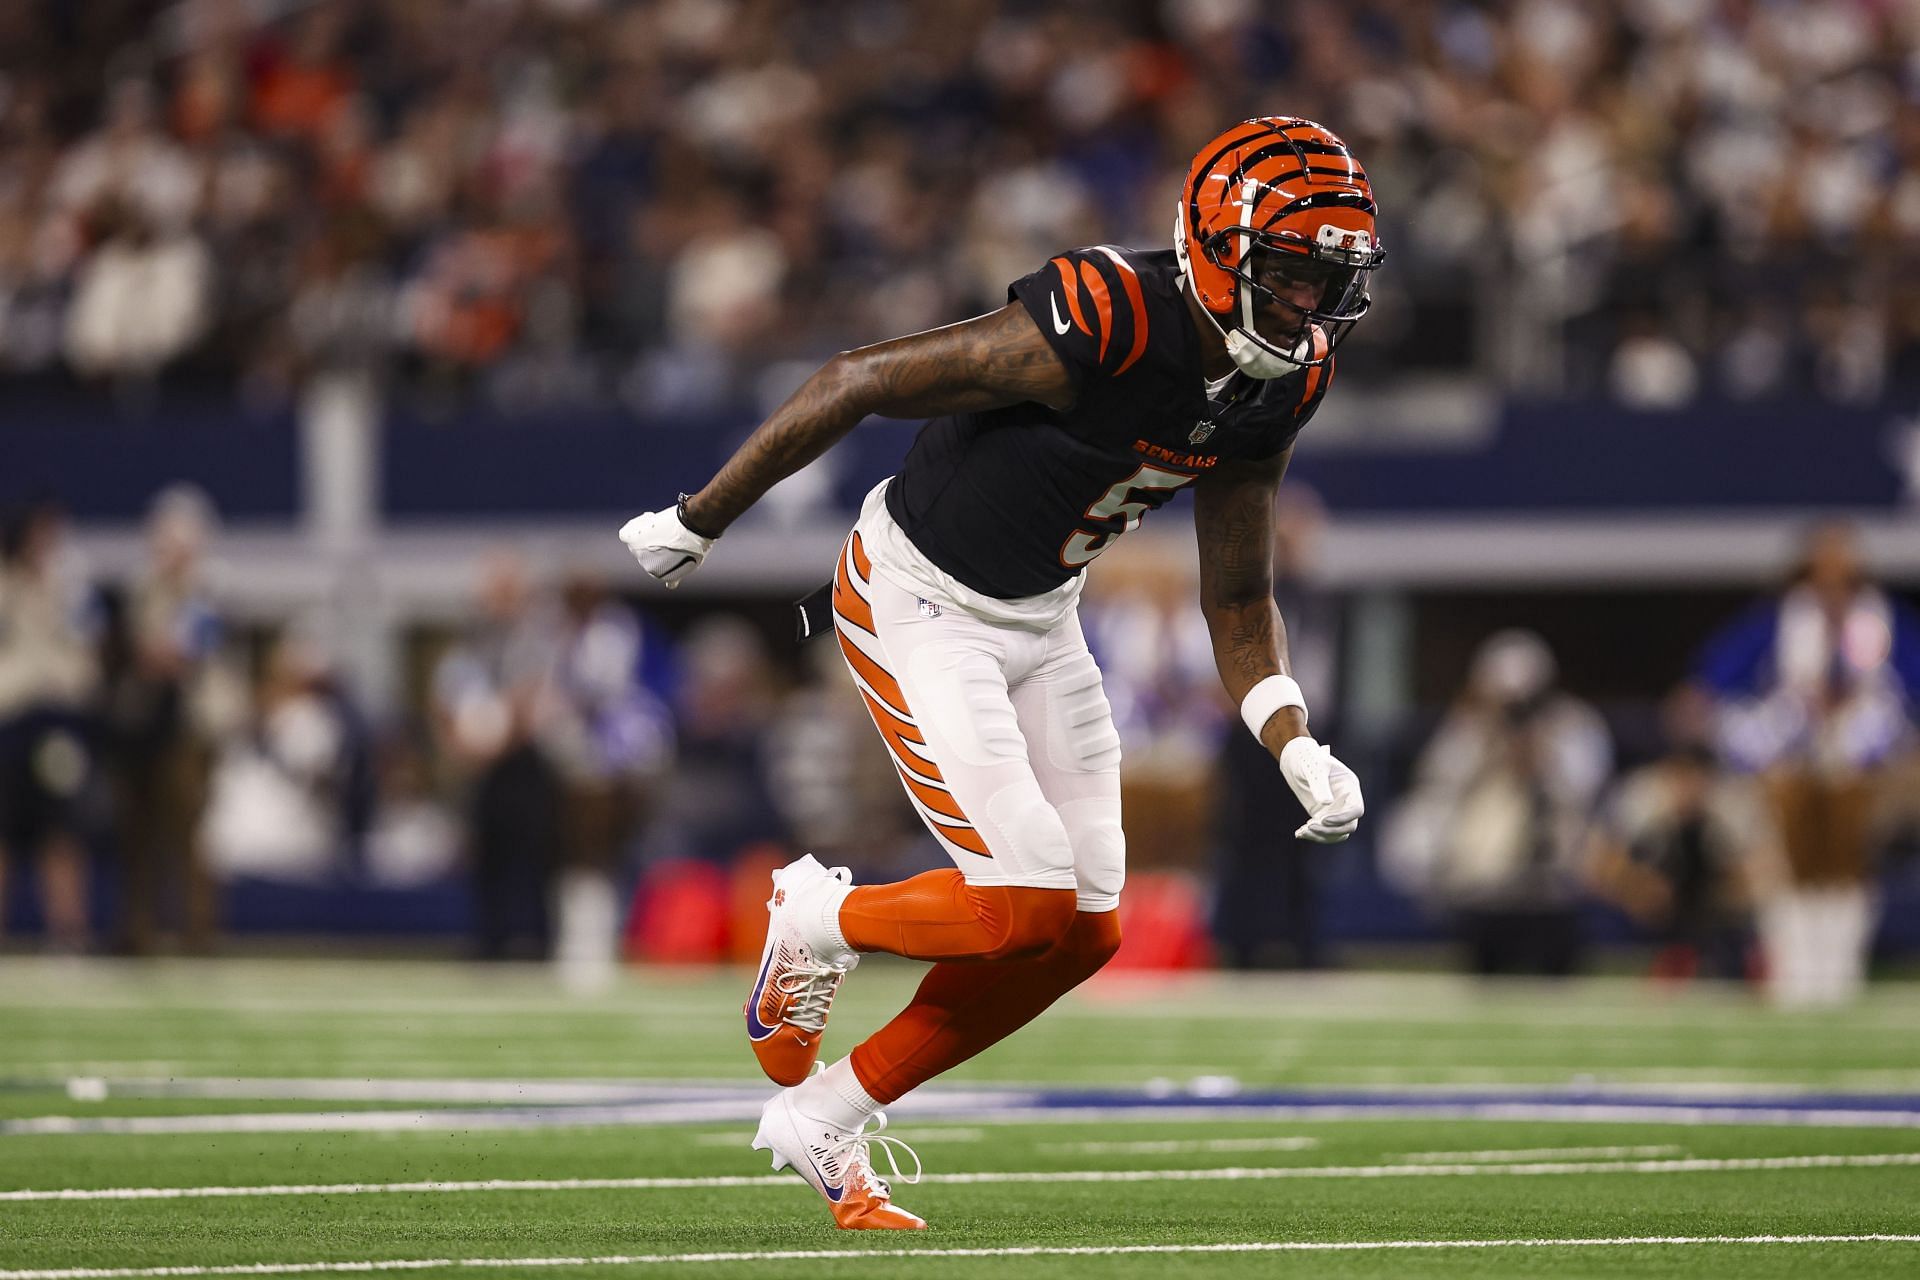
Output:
[1059, 465, 1197, 567]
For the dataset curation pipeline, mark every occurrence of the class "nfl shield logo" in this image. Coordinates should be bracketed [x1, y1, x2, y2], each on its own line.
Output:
[1188, 419, 1217, 444]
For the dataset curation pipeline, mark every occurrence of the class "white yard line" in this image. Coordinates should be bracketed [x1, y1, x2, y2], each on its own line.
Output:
[7, 1151, 1920, 1202]
[1395, 1145, 1685, 1163]
[3, 1235, 1919, 1279]
[1038, 1137, 1320, 1155]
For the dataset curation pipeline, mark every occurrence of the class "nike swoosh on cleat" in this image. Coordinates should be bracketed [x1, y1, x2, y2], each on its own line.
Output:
[804, 1148, 846, 1202]
[1050, 294, 1072, 335]
[744, 950, 781, 1041]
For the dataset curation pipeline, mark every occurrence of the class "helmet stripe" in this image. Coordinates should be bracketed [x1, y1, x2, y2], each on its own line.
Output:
[1254, 190, 1378, 233]
[1185, 121, 1293, 244]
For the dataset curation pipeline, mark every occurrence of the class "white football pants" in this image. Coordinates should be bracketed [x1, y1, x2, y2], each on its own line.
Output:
[829, 531, 1126, 912]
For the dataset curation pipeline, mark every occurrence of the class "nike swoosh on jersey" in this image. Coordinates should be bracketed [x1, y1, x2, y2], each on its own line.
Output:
[1049, 294, 1072, 335]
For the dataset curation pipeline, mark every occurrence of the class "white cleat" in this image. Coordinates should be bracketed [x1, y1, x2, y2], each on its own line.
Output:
[745, 854, 858, 1086]
[751, 1085, 927, 1230]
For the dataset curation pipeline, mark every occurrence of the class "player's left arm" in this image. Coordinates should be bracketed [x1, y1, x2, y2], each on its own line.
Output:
[1192, 447, 1364, 843]
[1193, 450, 1301, 751]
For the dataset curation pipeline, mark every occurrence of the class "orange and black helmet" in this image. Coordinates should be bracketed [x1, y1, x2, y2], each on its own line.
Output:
[1175, 116, 1385, 377]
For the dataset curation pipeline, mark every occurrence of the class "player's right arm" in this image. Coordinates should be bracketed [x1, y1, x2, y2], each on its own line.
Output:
[619, 303, 1072, 585]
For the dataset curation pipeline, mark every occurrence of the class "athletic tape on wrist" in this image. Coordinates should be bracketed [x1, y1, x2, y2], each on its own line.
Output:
[1240, 674, 1308, 740]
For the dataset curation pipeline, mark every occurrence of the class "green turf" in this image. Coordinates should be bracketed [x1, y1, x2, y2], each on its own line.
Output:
[1, 959, 1918, 1278]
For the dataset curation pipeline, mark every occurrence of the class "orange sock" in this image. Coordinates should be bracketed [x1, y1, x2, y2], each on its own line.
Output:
[839, 869, 1076, 962]
[850, 910, 1122, 1104]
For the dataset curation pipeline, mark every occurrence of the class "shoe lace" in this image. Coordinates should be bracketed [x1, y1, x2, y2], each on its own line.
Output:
[772, 959, 846, 1033]
[824, 1110, 922, 1197]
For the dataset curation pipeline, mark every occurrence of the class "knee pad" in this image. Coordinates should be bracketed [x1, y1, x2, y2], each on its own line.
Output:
[1058, 797, 1125, 912]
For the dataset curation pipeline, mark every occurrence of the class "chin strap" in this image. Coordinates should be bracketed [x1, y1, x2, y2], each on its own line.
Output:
[1173, 201, 1309, 381]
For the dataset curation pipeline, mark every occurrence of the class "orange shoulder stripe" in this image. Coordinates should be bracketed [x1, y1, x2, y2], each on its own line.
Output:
[1091, 246, 1150, 375]
[1078, 259, 1113, 363]
[850, 531, 872, 582]
[1051, 257, 1091, 337]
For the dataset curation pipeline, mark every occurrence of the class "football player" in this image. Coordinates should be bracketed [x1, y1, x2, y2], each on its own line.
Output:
[620, 117, 1380, 1229]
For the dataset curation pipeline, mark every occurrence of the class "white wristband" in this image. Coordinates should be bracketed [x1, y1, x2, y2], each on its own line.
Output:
[1240, 674, 1308, 740]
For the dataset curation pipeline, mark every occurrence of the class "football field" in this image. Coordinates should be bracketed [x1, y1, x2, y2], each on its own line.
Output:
[4, 958, 1920, 1278]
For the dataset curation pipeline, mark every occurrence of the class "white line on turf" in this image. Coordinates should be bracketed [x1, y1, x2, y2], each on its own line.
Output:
[3, 1235, 1920, 1278]
[696, 1127, 988, 1146]
[1395, 1145, 1685, 1163]
[1038, 1137, 1320, 1154]
[9, 1151, 1920, 1202]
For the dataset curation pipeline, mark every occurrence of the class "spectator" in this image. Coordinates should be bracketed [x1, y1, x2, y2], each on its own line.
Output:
[4, 2, 1918, 412]
[431, 553, 566, 960]
[1080, 544, 1223, 873]
[1695, 522, 1920, 1006]
[0, 499, 99, 950]
[1382, 629, 1613, 976]
[641, 615, 786, 867]
[200, 627, 357, 887]
[63, 199, 211, 381]
[100, 486, 237, 954]
[1584, 688, 1784, 982]
[546, 571, 673, 978]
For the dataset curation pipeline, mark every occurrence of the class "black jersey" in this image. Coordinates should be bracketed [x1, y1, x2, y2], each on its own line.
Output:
[884, 245, 1335, 600]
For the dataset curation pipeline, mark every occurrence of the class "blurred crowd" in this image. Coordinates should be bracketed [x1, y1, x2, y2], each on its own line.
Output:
[3, 0, 1919, 418]
[4, 484, 1920, 1002]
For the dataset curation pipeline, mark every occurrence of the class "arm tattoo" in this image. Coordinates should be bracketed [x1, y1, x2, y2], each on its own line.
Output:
[683, 304, 1072, 532]
[1193, 453, 1294, 707]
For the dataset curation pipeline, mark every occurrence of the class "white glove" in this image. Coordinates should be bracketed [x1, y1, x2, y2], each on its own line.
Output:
[1278, 736, 1365, 843]
[618, 505, 716, 588]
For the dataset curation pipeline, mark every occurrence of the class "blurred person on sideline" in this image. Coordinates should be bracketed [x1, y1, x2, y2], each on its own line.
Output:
[1695, 523, 1920, 1006]
[1079, 543, 1224, 876]
[546, 570, 673, 981]
[100, 487, 239, 954]
[640, 615, 786, 867]
[0, 498, 100, 949]
[431, 553, 564, 961]
[1210, 484, 1343, 969]
[200, 626, 360, 887]
[1381, 630, 1613, 976]
[1584, 687, 1784, 983]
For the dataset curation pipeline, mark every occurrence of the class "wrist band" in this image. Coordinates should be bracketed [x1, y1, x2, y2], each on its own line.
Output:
[1240, 673, 1308, 740]
[677, 492, 722, 541]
